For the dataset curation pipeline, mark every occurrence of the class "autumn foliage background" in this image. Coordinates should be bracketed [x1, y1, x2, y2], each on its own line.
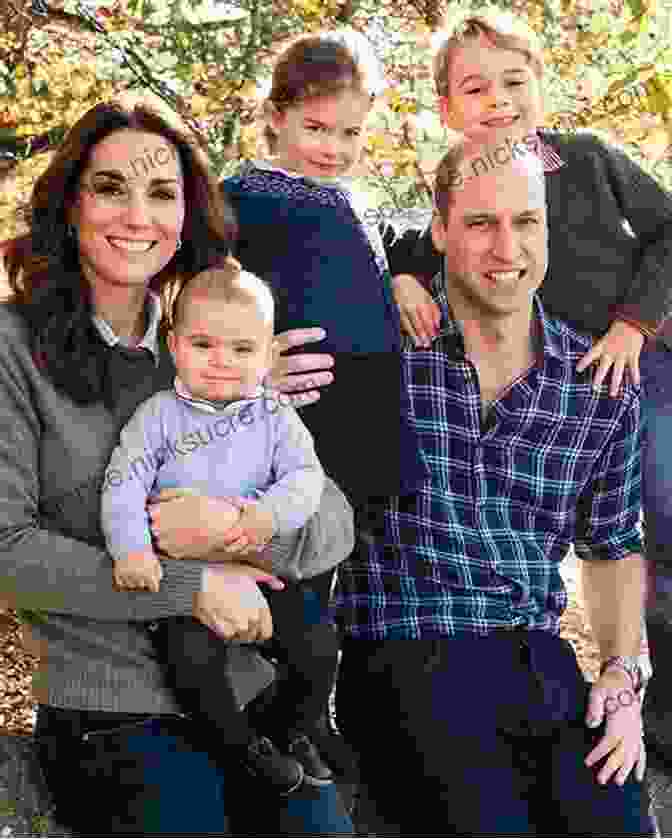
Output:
[1, 0, 672, 242]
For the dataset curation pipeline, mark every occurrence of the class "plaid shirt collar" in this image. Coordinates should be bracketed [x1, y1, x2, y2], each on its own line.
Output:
[532, 132, 566, 173]
[92, 290, 162, 365]
[418, 268, 569, 369]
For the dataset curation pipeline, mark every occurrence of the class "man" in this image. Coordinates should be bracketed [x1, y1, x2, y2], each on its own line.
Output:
[335, 141, 654, 836]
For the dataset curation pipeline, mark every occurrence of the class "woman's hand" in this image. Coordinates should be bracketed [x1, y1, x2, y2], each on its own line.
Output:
[392, 274, 441, 347]
[266, 328, 334, 407]
[576, 320, 645, 397]
[194, 562, 284, 642]
[216, 498, 276, 556]
[148, 488, 241, 559]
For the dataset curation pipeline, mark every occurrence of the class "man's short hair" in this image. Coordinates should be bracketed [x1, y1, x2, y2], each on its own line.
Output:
[433, 137, 545, 223]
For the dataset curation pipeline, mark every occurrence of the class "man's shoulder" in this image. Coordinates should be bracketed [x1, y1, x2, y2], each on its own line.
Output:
[542, 310, 595, 357]
[542, 310, 641, 407]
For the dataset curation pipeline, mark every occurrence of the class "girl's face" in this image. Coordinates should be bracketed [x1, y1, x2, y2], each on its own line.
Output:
[69, 128, 185, 296]
[270, 89, 371, 179]
[438, 35, 543, 145]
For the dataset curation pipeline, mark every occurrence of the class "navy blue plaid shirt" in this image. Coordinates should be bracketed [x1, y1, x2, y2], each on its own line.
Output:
[336, 274, 643, 639]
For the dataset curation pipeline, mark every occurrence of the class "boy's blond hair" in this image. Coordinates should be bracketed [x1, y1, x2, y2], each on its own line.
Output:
[433, 10, 544, 98]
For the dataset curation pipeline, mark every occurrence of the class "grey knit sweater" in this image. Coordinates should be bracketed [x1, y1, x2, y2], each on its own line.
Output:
[390, 130, 672, 346]
[0, 303, 354, 713]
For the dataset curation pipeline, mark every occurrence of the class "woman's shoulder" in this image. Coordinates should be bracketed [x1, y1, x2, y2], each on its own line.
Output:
[0, 302, 29, 345]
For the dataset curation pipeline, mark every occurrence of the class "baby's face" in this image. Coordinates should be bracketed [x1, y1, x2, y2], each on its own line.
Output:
[438, 34, 543, 146]
[168, 297, 273, 403]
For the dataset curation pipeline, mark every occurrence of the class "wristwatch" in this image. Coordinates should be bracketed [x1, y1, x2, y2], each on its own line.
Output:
[600, 655, 647, 694]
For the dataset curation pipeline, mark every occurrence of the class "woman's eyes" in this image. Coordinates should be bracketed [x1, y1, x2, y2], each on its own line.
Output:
[91, 183, 178, 201]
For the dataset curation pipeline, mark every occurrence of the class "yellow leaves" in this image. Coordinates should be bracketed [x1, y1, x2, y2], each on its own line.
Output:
[644, 74, 672, 118]
[384, 89, 418, 115]
[238, 80, 258, 101]
[190, 95, 209, 117]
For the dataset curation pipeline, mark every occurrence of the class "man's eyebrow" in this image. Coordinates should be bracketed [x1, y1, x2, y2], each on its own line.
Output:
[462, 210, 497, 221]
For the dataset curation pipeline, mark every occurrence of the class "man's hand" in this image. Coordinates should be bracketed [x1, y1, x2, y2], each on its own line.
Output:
[585, 669, 644, 785]
[217, 498, 277, 556]
[576, 320, 645, 397]
[265, 328, 334, 408]
[392, 274, 441, 347]
[194, 562, 284, 642]
[113, 549, 163, 592]
[148, 488, 241, 559]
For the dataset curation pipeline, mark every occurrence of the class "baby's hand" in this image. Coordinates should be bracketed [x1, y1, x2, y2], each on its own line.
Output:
[114, 550, 163, 592]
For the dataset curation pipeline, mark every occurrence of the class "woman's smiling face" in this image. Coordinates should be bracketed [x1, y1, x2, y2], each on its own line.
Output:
[69, 128, 185, 294]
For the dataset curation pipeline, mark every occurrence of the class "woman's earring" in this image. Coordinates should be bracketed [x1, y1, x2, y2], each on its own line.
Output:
[66, 223, 76, 239]
[175, 237, 182, 251]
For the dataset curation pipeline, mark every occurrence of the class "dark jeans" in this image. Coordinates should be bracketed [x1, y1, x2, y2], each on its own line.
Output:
[151, 575, 339, 752]
[337, 632, 655, 837]
[35, 704, 354, 836]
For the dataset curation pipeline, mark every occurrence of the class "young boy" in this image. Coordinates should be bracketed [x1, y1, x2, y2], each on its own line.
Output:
[389, 9, 667, 699]
[101, 257, 343, 794]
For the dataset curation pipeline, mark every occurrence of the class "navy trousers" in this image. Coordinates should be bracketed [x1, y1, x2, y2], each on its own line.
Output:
[35, 705, 354, 836]
[337, 632, 655, 837]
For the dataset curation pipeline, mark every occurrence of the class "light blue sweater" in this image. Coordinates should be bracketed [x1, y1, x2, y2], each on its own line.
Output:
[101, 386, 325, 572]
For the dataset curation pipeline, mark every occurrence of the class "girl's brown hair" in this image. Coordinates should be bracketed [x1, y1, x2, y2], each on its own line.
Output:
[264, 30, 383, 151]
[433, 11, 544, 98]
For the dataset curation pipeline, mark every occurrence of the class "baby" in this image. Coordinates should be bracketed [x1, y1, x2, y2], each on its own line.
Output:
[101, 257, 340, 794]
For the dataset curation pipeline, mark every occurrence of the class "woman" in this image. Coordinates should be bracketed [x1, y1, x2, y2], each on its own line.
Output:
[0, 93, 354, 836]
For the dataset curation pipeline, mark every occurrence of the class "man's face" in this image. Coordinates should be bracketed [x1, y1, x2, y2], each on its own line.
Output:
[431, 154, 547, 320]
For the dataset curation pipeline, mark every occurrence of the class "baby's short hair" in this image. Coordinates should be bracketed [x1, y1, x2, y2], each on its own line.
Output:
[172, 255, 274, 329]
[433, 10, 544, 98]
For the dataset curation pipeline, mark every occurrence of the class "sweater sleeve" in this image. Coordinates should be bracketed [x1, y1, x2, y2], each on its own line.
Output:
[100, 396, 166, 561]
[593, 134, 672, 332]
[382, 218, 441, 288]
[0, 322, 203, 621]
[255, 401, 325, 532]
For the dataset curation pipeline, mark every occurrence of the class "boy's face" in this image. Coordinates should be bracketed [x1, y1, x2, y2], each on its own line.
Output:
[438, 35, 543, 145]
[270, 89, 371, 179]
[168, 297, 273, 403]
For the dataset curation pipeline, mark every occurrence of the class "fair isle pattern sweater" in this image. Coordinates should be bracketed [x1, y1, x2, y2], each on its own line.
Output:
[0, 303, 354, 713]
[222, 165, 429, 504]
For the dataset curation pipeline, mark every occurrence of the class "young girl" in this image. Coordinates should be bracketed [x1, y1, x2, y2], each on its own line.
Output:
[389, 10, 672, 696]
[221, 30, 428, 520]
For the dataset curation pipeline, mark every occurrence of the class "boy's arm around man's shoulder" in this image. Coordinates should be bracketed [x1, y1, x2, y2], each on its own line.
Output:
[380, 213, 440, 287]
[555, 130, 672, 333]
